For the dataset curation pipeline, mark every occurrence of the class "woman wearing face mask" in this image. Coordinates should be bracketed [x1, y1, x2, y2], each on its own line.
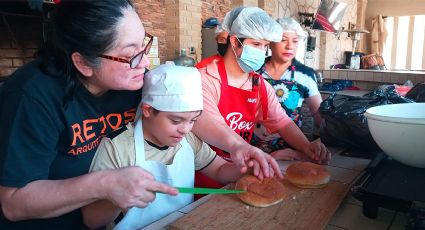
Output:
[251, 17, 330, 161]
[192, 7, 330, 190]
[196, 24, 229, 69]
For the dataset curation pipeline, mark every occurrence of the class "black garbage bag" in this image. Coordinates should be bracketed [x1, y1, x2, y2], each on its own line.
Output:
[319, 85, 415, 151]
[406, 83, 425, 102]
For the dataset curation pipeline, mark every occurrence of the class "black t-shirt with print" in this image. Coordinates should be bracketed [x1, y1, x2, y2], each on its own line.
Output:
[0, 60, 140, 229]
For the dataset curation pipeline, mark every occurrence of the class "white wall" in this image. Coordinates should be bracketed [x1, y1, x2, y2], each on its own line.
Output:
[364, 0, 425, 54]
[366, 0, 425, 17]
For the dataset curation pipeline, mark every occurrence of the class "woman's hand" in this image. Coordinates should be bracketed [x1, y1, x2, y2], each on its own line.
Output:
[100, 167, 178, 210]
[302, 140, 331, 164]
[270, 148, 302, 161]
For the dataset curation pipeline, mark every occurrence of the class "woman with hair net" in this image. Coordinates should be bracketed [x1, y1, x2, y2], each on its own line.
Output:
[251, 18, 330, 161]
[193, 8, 330, 190]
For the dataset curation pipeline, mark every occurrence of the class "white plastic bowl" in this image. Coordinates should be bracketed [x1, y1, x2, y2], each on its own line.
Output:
[364, 103, 425, 168]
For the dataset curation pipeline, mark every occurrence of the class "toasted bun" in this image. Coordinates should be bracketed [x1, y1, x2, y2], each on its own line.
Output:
[235, 175, 285, 208]
[285, 162, 330, 189]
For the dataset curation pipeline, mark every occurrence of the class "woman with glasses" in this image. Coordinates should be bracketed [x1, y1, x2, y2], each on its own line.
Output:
[192, 7, 330, 190]
[0, 1, 177, 229]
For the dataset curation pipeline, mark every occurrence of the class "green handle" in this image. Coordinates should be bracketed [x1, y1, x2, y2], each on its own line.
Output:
[176, 187, 245, 194]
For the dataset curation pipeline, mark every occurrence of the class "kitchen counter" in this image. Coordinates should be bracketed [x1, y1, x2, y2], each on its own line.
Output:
[143, 147, 372, 230]
[319, 69, 425, 85]
[318, 69, 425, 91]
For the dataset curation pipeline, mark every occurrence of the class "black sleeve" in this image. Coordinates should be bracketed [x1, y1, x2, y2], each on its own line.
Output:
[0, 90, 61, 187]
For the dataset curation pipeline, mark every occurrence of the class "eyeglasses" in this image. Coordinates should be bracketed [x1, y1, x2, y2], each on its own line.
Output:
[99, 32, 154, 69]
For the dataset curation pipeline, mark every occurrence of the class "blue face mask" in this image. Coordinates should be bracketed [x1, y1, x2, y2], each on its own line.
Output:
[233, 39, 266, 73]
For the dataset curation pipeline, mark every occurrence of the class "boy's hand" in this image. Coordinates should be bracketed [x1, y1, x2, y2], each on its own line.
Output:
[246, 159, 278, 180]
[100, 167, 178, 210]
[230, 145, 283, 179]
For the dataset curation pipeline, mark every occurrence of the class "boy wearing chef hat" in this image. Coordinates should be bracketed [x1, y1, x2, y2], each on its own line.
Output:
[82, 64, 242, 230]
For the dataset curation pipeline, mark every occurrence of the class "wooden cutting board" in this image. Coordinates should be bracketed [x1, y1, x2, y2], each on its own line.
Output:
[169, 179, 350, 230]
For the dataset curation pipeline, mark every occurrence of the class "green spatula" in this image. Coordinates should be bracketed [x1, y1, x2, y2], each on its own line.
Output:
[176, 187, 245, 194]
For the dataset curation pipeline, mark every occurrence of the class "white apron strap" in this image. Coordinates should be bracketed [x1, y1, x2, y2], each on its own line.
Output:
[133, 119, 145, 167]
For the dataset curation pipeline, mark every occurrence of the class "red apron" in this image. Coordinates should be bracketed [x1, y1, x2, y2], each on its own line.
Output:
[195, 60, 268, 193]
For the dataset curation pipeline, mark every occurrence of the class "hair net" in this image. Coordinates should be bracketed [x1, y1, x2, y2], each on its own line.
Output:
[221, 7, 282, 42]
[221, 6, 245, 31]
[141, 64, 203, 112]
[276, 17, 307, 39]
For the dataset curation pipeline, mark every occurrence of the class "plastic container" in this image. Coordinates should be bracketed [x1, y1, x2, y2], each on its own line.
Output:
[364, 103, 425, 168]
[350, 54, 360, 69]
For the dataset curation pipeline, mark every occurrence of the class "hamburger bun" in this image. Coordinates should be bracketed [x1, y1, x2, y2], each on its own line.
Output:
[285, 162, 330, 189]
[235, 175, 285, 208]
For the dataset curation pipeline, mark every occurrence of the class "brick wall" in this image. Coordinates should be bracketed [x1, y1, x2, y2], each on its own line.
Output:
[164, 0, 179, 61]
[0, 1, 169, 78]
[180, 0, 202, 62]
[0, 0, 299, 78]
[134, 0, 167, 64]
[201, 0, 231, 22]
[0, 15, 42, 78]
[125, 0, 231, 65]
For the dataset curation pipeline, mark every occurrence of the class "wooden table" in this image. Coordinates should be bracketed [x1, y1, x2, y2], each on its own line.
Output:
[144, 147, 371, 230]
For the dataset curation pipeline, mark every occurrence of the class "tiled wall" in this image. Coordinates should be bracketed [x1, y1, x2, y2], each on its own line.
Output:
[319, 69, 425, 90]
[275, 0, 357, 70]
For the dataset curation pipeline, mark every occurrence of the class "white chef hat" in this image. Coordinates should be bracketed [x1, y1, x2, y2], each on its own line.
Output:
[276, 17, 307, 39]
[141, 64, 203, 112]
[221, 6, 282, 42]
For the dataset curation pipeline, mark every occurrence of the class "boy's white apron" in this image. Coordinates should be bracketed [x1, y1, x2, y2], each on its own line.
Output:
[114, 119, 194, 230]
